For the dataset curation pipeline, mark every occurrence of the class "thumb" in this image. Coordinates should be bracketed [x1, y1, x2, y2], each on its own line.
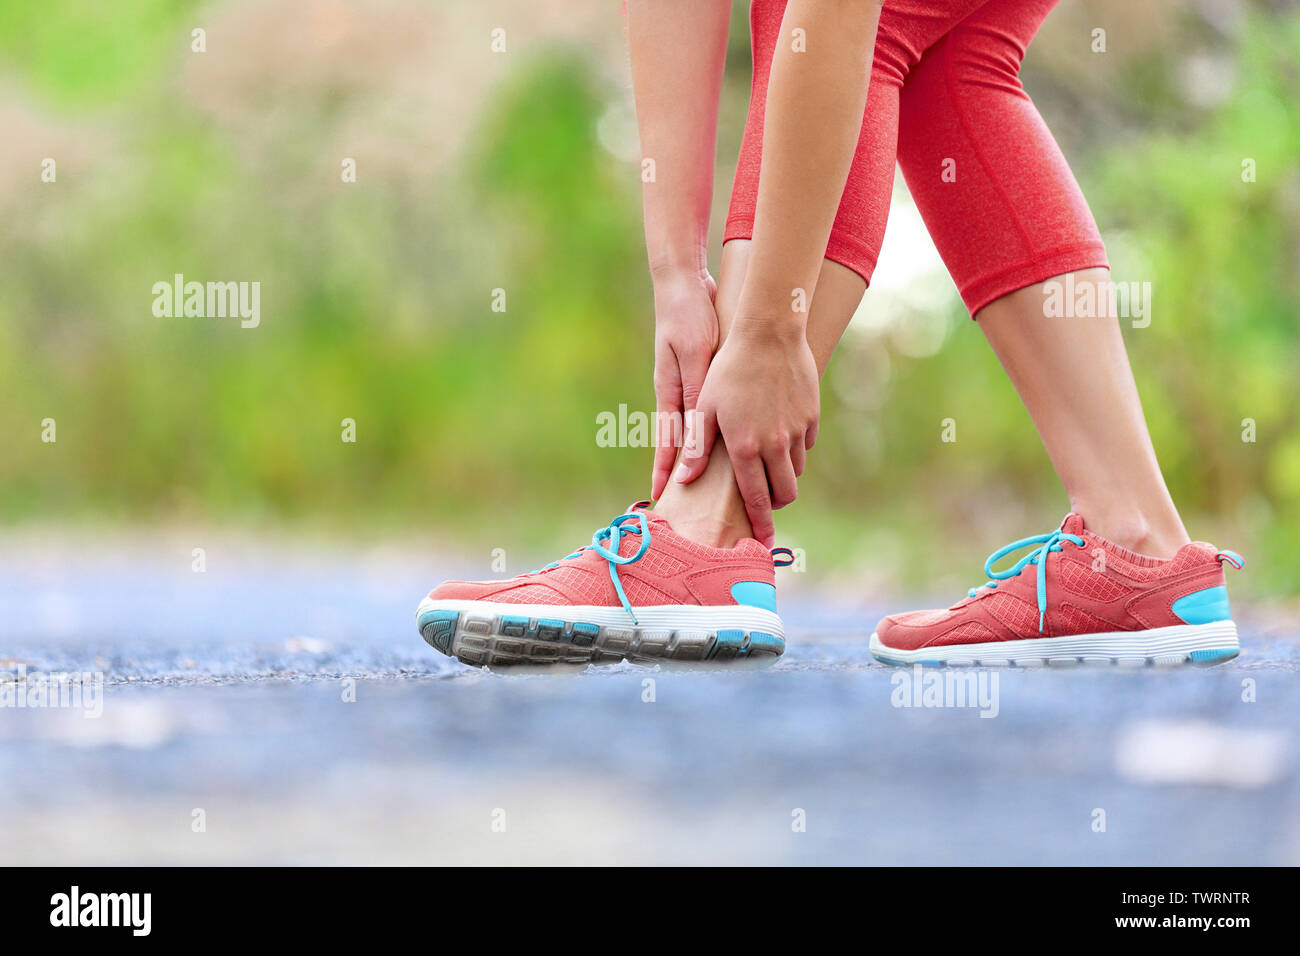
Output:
[675, 405, 717, 485]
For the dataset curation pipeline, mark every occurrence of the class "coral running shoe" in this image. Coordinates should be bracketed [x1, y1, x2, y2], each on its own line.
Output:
[871, 514, 1243, 667]
[417, 502, 790, 667]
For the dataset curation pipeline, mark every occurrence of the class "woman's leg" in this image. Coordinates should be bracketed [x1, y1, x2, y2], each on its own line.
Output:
[976, 275, 1189, 556]
[654, 240, 865, 547]
[896, 0, 1188, 556]
[657, 0, 987, 547]
[725, 0, 986, 283]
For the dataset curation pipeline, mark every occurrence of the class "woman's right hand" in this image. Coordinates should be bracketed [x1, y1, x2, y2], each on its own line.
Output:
[650, 268, 720, 502]
[675, 315, 818, 547]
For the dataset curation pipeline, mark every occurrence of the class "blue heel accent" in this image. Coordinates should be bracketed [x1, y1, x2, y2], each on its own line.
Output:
[730, 581, 777, 613]
[1190, 647, 1239, 664]
[1171, 585, 1231, 625]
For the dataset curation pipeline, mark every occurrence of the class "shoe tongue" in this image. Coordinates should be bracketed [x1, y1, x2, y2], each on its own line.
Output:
[1059, 513, 1086, 536]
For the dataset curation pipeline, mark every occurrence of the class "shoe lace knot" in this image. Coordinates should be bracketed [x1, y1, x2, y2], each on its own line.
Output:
[589, 512, 652, 624]
[967, 529, 1085, 633]
[533, 512, 651, 623]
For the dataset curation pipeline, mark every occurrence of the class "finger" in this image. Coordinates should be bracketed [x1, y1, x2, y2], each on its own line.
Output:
[731, 451, 776, 547]
[651, 351, 684, 501]
[651, 389, 681, 501]
[651, 407, 680, 500]
[675, 404, 717, 485]
[790, 439, 806, 479]
[765, 448, 799, 511]
[805, 418, 819, 450]
[676, 344, 711, 414]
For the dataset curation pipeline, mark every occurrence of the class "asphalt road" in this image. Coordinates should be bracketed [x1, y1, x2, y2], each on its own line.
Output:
[2, 537, 1296, 864]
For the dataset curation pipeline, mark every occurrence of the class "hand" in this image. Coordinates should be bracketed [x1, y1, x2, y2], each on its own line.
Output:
[676, 318, 818, 547]
[650, 269, 719, 501]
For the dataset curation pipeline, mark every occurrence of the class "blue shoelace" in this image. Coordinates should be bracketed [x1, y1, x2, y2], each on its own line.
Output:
[537, 512, 652, 624]
[590, 512, 652, 624]
[967, 529, 1085, 633]
[535, 511, 795, 625]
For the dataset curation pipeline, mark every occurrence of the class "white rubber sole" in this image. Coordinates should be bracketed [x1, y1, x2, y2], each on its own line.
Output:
[416, 597, 785, 668]
[870, 620, 1240, 667]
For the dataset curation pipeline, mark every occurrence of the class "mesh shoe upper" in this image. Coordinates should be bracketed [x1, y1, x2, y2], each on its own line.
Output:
[427, 505, 776, 609]
[875, 514, 1231, 652]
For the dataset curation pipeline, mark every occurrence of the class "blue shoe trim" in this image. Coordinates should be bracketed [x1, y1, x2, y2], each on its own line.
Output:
[418, 608, 458, 627]
[730, 581, 777, 613]
[419, 609, 459, 654]
[746, 631, 785, 655]
[535, 618, 564, 640]
[500, 615, 531, 637]
[1189, 647, 1239, 663]
[711, 629, 747, 659]
[570, 622, 599, 647]
[1171, 585, 1231, 625]
[874, 654, 944, 667]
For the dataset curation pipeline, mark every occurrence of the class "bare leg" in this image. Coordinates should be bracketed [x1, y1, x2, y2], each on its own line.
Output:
[654, 239, 866, 547]
[977, 268, 1190, 557]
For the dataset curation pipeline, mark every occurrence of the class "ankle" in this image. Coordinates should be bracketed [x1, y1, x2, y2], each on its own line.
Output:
[655, 508, 751, 549]
[1071, 501, 1190, 558]
[652, 450, 755, 548]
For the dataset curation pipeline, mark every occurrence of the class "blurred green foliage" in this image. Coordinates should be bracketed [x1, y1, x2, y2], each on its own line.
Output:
[1, 3, 1296, 596]
[0, 0, 206, 104]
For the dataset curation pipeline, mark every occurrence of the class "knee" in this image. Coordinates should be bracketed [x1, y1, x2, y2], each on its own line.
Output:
[943, 22, 1029, 88]
[871, 12, 923, 88]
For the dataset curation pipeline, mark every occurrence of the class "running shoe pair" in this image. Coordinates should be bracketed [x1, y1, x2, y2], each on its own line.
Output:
[416, 502, 1242, 668]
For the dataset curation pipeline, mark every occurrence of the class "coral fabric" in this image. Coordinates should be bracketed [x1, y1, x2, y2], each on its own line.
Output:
[724, 0, 1109, 315]
[874, 513, 1230, 651]
[427, 506, 776, 608]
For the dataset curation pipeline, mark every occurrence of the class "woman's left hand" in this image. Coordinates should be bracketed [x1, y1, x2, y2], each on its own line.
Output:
[650, 269, 720, 501]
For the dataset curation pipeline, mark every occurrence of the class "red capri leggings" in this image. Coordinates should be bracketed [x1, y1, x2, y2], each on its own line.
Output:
[724, 0, 1109, 316]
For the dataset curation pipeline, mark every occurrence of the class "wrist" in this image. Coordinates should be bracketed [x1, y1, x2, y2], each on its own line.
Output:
[728, 310, 808, 348]
[649, 257, 709, 286]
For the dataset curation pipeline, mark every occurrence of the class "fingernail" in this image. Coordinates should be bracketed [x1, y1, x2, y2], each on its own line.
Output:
[674, 463, 690, 482]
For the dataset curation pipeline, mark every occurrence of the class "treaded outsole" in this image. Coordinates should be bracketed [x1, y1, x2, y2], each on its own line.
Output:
[418, 608, 785, 668]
